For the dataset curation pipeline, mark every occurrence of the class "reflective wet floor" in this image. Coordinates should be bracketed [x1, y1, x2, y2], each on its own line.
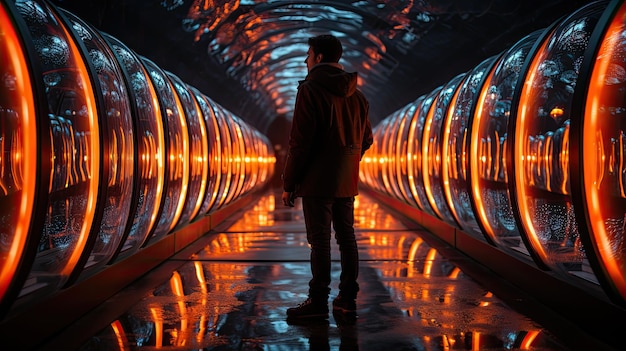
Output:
[43, 187, 609, 350]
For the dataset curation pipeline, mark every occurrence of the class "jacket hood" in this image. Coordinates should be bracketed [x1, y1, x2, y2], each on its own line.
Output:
[304, 63, 358, 97]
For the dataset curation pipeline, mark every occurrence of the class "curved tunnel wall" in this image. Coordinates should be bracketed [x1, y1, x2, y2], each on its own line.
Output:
[0, 0, 275, 320]
[361, 0, 626, 311]
[2, 0, 626, 344]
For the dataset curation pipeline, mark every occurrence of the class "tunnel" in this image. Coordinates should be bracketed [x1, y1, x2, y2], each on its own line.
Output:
[1, 0, 626, 350]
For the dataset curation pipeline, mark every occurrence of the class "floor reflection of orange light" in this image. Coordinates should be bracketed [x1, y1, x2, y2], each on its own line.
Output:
[441, 334, 450, 350]
[472, 332, 480, 351]
[423, 248, 437, 276]
[398, 236, 406, 258]
[236, 233, 245, 252]
[448, 266, 461, 279]
[150, 307, 163, 347]
[210, 239, 220, 253]
[111, 320, 127, 350]
[194, 261, 208, 343]
[170, 271, 188, 343]
[218, 233, 230, 250]
[408, 238, 423, 262]
[520, 330, 540, 349]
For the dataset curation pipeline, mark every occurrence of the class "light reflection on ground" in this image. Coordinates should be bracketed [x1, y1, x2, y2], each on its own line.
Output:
[80, 188, 570, 350]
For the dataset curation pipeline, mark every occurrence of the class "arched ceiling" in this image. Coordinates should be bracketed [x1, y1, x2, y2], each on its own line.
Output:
[50, 0, 594, 134]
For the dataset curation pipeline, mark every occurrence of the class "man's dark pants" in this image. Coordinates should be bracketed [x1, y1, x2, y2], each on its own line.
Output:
[301, 196, 360, 303]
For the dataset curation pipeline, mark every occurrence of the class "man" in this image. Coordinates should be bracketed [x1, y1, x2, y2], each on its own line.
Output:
[282, 34, 373, 319]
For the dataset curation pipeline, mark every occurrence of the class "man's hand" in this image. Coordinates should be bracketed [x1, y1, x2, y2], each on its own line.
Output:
[282, 191, 295, 207]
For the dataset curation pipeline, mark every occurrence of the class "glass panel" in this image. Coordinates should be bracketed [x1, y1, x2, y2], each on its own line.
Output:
[579, 0, 626, 303]
[16, 0, 100, 296]
[240, 124, 257, 195]
[358, 124, 379, 194]
[410, 88, 441, 216]
[386, 108, 407, 202]
[141, 57, 189, 243]
[423, 74, 464, 225]
[104, 34, 165, 260]
[471, 31, 543, 259]
[377, 117, 394, 198]
[513, 2, 607, 280]
[444, 57, 497, 238]
[228, 114, 246, 201]
[396, 102, 419, 206]
[60, 10, 135, 278]
[167, 74, 208, 225]
[254, 129, 274, 186]
[0, 2, 39, 304]
[192, 92, 222, 215]
[212, 103, 234, 211]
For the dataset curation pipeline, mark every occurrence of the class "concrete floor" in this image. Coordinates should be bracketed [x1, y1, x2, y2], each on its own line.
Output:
[41, 187, 610, 350]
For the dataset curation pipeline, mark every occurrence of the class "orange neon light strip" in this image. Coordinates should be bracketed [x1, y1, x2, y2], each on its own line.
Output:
[422, 96, 444, 219]
[471, 67, 504, 242]
[58, 14, 100, 277]
[147, 71, 166, 236]
[520, 330, 540, 349]
[0, 5, 37, 299]
[396, 115, 411, 202]
[166, 87, 190, 233]
[514, 37, 552, 263]
[583, 5, 626, 298]
[406, 105, 426, 209]
[204, 97, 221, 213]
[442, 84, 464, 226]
[190, 97, 209, 220]
[110, 320, 128, 350]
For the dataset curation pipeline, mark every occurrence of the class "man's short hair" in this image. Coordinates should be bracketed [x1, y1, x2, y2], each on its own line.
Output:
[308, 34, 343, 63]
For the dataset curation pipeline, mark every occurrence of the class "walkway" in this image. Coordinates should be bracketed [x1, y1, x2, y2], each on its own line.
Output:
[43, 186, 607, 350]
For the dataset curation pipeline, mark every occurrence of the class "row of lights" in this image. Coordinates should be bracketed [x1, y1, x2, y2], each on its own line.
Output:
[0, 0, 275, 318]
[360, 0, 626, 306]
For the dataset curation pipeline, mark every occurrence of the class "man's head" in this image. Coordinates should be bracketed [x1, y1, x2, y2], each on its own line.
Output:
[305, 34, 343, 71]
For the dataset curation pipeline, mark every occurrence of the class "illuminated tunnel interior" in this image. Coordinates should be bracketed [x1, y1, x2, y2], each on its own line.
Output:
[1, 0, 626, 349]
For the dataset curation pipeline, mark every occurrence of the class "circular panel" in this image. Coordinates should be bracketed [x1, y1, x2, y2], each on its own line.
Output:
[471, 31, 543, 259]
[396, 102, 420, 206]
[359, 122, 383, 194]
[0, 2, 40, 306]
[409, 88, 441, 217]
[423, 74, 465, 225]
[104, 34, 165, 260]
[211, 102, 234, 212]
[141, 57, 189, 243]
[167, 74, 208, 225]
[386, 107, 408, 202]
[16, 0, 101, 296]
[577, 1, 626, 303]
[192, 92, 222, 215]
[512, 2, 607, 276]
[61, 9, 135, 279]
[227, 114, 247, 202]
[444, 57, 497, 238]
[377, 117, 395, 199]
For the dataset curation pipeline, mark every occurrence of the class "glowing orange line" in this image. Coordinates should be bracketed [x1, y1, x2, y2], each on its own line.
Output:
[0, 4, 37, 299]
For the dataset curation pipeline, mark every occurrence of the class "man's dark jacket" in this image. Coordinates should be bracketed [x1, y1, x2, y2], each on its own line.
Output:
[282, 63, 373, 198]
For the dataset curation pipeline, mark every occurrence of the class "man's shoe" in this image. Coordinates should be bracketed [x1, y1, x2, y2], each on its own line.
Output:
[332, 295, 356, 313]
[286, 298, 328, 319]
